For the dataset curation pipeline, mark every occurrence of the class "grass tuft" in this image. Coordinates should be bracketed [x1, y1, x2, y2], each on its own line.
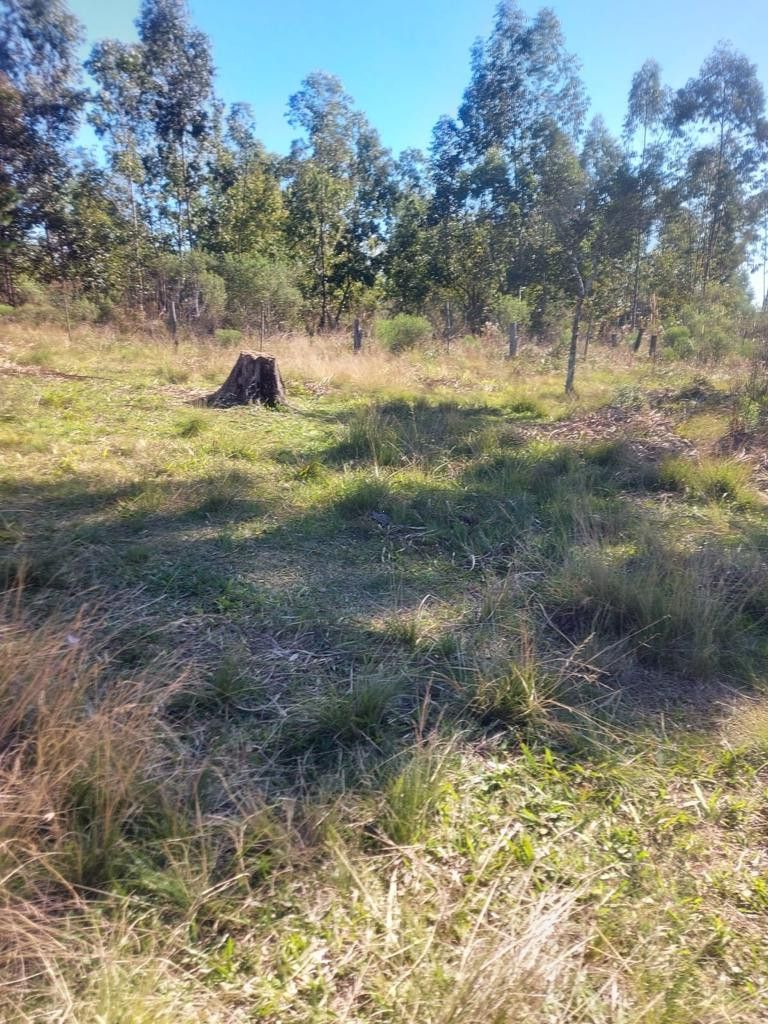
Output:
[660, 455, 758, 507]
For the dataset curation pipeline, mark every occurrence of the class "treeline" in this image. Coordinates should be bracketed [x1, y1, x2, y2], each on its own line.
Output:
[1, 0, 768, 363]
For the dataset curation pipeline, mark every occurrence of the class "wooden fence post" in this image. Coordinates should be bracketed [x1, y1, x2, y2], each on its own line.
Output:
[507, 321, 518, 358]
[353, 318, 362, 353]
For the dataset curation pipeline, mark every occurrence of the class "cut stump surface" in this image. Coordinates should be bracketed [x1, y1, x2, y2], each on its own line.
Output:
[205, 352, 285, 408]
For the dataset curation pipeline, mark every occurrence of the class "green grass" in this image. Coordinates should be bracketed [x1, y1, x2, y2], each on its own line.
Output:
[2, 325, 768, 1020]
[660, 454, 759, 507]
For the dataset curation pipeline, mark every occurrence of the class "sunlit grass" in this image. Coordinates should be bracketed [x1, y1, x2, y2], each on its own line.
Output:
[1, 324, 768, 1020]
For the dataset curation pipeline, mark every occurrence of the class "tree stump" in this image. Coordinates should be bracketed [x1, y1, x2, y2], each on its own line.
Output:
[205, 352, 285, 408]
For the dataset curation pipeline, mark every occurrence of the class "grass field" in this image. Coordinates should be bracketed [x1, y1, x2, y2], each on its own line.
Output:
[2, 323, 768, 1022]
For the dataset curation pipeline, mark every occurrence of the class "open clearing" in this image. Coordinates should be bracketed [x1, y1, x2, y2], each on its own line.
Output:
[2, 326, 768, 1022]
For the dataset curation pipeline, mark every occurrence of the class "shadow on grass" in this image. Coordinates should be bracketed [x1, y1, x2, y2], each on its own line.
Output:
[3, 394, 767, 788]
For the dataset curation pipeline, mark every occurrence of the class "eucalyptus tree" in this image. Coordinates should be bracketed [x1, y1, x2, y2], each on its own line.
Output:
[384, 149, 434, 314]
[537, 118, 636, 391]
[671, 44, 768, 297]
[427, 0, 588, 329]
[56, 159, 134, 302]
[86, 38, 152, 305]
[623, 60, 670, 324]
[284, 71, 395, 331]
[202, 103, 286, 259]
[0, 0, 84, 289]
[134, 0, 217, 252]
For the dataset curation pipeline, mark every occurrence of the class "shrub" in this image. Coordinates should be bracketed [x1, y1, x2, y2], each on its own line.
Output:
[665, 326, 694, 359]
[214, 328, 243, 347]
[492, 294, 529, 331]
[376, 314, 432, 353]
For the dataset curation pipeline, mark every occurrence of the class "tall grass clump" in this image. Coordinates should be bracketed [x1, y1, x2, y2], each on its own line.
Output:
[547, 543, 764, 678]
[660, 455, 757, 507]
[0, 606, 183, 890]
[378, 742, 453, 845]
[281, 674, 404, 754]
[0, 601, 193, 1016]
[338, 404, 403, 466]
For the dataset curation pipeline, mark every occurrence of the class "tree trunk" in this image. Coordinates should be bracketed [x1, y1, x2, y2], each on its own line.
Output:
[353, 318, 362, 353]
[565, 295, 583, 394]
[168, 300, 178, 348]
[205, 352, 285, 408]
[632, 326, 645, 353]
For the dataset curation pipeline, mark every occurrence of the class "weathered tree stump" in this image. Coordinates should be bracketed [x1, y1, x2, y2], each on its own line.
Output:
[205, 352, 285, 408]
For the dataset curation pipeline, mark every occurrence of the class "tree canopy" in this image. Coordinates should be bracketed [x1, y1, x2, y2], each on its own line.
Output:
[1, 0, 766, 366]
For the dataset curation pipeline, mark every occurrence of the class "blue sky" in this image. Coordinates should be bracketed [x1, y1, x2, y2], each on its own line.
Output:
[69, 0, 768, 158]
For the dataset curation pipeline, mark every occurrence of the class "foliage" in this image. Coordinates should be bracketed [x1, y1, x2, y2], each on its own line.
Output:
[0, 0, 767, 380]
[376, 313, 432, 352]
[492, 294, 528, 330]
[218, 253, 302, 334]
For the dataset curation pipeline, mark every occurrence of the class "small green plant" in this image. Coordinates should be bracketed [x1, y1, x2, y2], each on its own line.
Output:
[157, 363, 191, 384]
[176, 412, 208, 437]
[376, 314, 432, 353]
[613, 383, 647, 409]
[468, 655, 561, 729]
[335, 476, 392, 516]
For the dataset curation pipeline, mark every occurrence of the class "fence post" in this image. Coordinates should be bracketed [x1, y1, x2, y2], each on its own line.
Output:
[507, 321, 518, 358]
[353, 317, 362, 353]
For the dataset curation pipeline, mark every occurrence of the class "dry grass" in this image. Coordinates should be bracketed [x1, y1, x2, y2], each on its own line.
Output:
[2, 324, 768, 1021]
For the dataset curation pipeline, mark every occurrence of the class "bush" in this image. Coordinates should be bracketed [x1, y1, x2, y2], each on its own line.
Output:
[492, 294, 529, 331]
[376, 314, 432, 353]
[665, 326, 694, 359]
[214, 328, 243, 347]
[11, 280, 98, 327]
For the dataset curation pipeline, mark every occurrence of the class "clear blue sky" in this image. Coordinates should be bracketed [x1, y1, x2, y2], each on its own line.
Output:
[68, 0, 768, 158]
